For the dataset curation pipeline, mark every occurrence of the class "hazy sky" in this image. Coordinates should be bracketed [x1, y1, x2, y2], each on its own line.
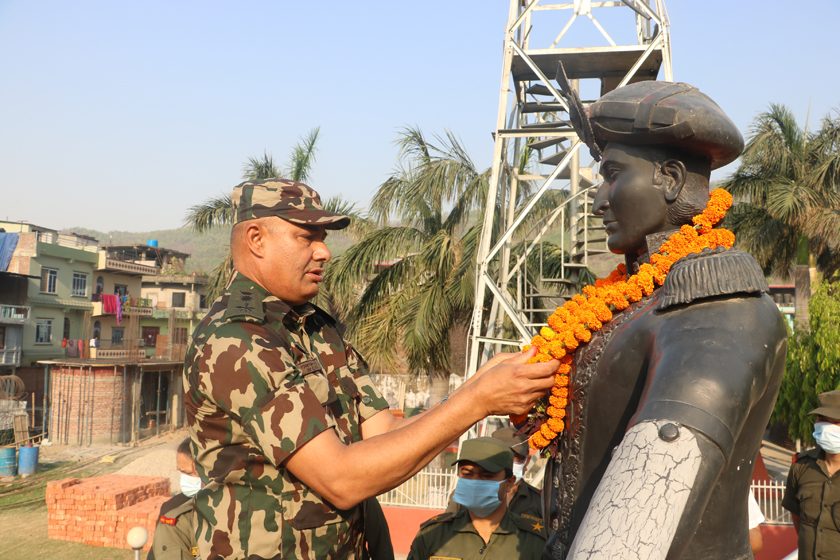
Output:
[1, 1, 837, 233]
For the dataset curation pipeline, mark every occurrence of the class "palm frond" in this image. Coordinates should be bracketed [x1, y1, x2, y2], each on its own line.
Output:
[285, 127, 320, 183]
[242, 150, 280, 181]
[184, 194, 234, 232]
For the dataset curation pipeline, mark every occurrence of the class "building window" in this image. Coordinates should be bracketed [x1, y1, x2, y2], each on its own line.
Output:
[72, 272, 87, 296]
[93, 321, 101, 340]
[0, 326, 5, 350]
[111, 328, 124, 345]
[35, 319, 52, 343]
[40, 268, 58, 293]
[142, 326, 159, 347]
[114, 284, 128, 297]
[172, 292, 186, 308]
[173, 327, 189, 345]
[63, 317, 71, 340]
[199, 294, 208, 309]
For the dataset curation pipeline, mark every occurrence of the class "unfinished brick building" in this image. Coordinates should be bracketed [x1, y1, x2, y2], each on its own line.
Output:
[39, 358, 184, 445]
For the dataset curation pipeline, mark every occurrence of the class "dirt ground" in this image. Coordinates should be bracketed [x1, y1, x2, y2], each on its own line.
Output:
[0, 429, 189, 559]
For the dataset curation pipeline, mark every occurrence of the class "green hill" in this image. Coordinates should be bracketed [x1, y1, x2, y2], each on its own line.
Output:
[64, 226, 357, 274]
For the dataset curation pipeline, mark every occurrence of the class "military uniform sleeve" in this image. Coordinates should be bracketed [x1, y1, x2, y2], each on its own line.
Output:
[347, 346, 389, 421]
[782, 461, 801, 515]
[406, 530, 429, 560]
[194, 323, 334, 467]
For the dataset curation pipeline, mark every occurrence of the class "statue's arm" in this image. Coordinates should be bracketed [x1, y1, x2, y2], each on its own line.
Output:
[568, 295, 786, 560]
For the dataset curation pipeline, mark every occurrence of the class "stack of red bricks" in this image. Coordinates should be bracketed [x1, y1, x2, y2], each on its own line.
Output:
[46, 474, 171, 552]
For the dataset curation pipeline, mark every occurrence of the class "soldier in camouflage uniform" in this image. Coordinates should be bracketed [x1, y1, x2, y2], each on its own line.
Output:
[184, 178, 559, 560]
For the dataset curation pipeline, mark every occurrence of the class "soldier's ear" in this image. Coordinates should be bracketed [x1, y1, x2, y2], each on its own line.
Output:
[244, 222, 268, 258]
[660, 160, 687, 203]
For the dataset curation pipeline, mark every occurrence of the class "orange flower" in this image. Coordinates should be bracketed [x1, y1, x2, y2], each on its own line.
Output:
[547, 417, 565, 432]
[549, 395, 567, 408]
[552, 386, 569, 398]
[540, 423, 558, 440]
[547, 406, 566, 419]
[530, 432, 550, 449]
[555, 374, 570, 387]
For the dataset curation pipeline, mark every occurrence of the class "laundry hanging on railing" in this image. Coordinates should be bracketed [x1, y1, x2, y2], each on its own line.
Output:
[101, 294, 123, 326]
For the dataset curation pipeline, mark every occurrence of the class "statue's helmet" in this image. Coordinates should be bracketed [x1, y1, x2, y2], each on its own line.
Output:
[588, 81, 744, 170]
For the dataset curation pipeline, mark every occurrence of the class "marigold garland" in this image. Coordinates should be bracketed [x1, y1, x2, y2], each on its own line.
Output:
[520, 189, 735, 451]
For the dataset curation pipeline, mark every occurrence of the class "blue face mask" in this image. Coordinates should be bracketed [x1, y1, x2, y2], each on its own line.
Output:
[813, 422, 840, 454]
[180, 473, 202, 498]
[453, 478, 504, 517]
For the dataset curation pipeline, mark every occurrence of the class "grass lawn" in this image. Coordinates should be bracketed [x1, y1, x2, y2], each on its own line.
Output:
[0, 452, 145, 559]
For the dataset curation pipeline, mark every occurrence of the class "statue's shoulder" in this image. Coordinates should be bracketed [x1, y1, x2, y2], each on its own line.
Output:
[657, 247, 768, 311]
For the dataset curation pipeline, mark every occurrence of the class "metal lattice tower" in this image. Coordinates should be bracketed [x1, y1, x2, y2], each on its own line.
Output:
[464, 0, 672, 436]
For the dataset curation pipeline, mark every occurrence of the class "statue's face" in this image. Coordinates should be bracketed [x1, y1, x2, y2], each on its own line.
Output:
[593, 143, 671, 256]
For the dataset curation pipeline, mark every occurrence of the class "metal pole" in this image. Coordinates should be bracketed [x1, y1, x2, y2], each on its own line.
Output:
[155, 369, 161, 437]
[110, 366, 117, 445]
[122, 364, 127, 445]
[42, 364, 50, 440]
[76, 366, 83, 446]
[89, 366, 95, 446]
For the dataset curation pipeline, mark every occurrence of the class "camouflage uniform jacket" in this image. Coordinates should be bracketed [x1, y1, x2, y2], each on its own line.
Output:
[408, 509, 547, 560]
[184, 272, 389, 560]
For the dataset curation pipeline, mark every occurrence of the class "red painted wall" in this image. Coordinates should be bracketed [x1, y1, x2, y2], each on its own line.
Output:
[755, 525, 797, 560]
[382, 506, 444, 555]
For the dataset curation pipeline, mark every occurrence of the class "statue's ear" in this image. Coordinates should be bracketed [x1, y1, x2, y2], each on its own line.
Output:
[660, 160, 687, 203]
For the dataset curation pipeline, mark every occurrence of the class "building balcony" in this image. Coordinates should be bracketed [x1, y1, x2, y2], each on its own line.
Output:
[96, 251, 157, 276]
[91, 299, 155, 318]
[142, 273, 209, 285]
[0, 304, 30, 325]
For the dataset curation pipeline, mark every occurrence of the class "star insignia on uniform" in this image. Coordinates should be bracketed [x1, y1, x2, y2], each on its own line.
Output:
[532, 521, 543, 532]
[240, 293, 253, 302]
[430, 515, 440, 521]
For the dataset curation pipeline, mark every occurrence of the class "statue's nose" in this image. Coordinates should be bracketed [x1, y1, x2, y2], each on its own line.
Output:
[592, 183, 609, 216]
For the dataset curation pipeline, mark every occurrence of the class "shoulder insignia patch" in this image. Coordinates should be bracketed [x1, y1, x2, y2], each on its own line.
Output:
[658, 248, 768, 311]
[190, 546, 200, 557]
[517, 513, 546, 536]
[159, 515, 177, 526]
[224, 289, 265, 323]
[420, 511, 456, 528]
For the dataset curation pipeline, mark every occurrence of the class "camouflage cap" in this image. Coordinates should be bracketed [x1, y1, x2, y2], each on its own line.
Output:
[449, 437, 514, 473]
[492, 427, 530, 458]
[809, 390, 840, 420]
[231, 178, 350, 229]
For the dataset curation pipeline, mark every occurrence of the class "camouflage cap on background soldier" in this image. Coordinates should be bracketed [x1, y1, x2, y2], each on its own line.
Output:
[231, 178, 350, 229]
[449, 436, 514, 472]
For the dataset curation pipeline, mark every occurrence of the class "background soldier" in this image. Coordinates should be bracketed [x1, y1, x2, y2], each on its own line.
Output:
[148, 438, 201, 560]
[783, 390, 840, 560]
[409, 437, 546, 560]
[184, 179, 559, 560]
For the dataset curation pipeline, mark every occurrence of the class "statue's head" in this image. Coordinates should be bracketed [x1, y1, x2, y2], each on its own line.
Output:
[580, 81, 744, 257]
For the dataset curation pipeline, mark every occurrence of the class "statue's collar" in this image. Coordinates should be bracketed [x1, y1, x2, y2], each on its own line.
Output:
[629, 229, 680, 275]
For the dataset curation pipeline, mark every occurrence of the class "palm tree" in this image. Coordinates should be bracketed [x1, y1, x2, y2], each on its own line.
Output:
[327, 127, 586, 428]
[184, 126, 369, 300]
[721, 105, 840, 327]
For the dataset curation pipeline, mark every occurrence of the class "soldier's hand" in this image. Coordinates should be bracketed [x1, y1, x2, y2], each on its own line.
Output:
[471, 347, 558, 417]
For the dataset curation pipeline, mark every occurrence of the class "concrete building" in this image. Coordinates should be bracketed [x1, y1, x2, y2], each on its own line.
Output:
[0, 224, 207, 442]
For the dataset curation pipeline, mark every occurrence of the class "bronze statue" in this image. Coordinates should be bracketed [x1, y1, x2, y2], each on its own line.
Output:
[543, 71, 787, 560]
